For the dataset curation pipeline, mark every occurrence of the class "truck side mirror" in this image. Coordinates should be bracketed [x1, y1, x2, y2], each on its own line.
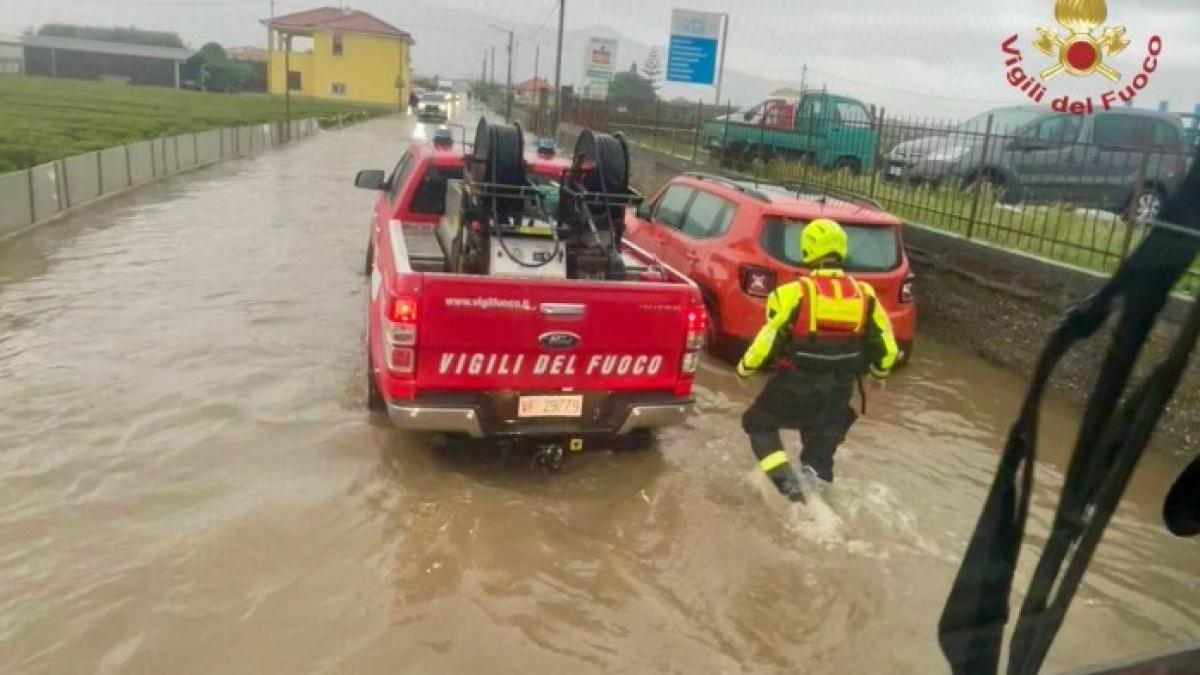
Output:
[354, 169, 386, 190]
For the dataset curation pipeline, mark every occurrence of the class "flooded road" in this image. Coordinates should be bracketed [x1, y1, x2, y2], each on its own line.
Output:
[1, 113, 1196, 675]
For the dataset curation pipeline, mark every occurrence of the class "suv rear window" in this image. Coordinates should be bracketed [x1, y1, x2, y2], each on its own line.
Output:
[760, 218, 900, 272]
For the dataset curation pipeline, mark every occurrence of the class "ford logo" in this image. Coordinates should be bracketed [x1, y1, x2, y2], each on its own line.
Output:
[539, 332, 581, 350]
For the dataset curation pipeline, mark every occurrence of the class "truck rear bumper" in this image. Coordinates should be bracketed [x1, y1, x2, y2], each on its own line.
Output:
[385, 394, 694, 438]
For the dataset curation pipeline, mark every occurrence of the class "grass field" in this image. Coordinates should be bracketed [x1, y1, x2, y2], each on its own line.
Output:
[0, 75, 391, 172]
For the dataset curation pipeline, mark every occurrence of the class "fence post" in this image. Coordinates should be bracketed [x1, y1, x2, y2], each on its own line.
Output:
[124, 144, 132, 186]
[1119, 151, 1151, 260]
[965, 113, 995, 240]
[869, 107, 885, 199]
[26, 165, 36, 226]
[95, 151, 103, 195]
[722, 100, 732, 168]
[652, 99, 661, 150]
[193, 134, 199, 164]
[692, 100, 703, 164]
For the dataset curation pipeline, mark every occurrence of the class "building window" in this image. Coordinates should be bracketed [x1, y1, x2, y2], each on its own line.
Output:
[332, 33, 344, 56]
[287, 71, 302, 91]
[331, 82, 346, 96]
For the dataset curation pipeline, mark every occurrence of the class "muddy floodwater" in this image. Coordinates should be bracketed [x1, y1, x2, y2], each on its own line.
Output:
[1, 114, 1197, 675]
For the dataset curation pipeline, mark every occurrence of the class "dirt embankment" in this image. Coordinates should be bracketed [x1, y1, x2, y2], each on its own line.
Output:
[551, 121, 1199, 453]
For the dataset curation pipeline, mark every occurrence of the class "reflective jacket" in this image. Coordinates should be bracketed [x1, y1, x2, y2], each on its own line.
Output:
[737, 269, 899, 378]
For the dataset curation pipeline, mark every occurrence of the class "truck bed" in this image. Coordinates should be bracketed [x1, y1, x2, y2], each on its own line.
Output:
[400, 221, 666, 279]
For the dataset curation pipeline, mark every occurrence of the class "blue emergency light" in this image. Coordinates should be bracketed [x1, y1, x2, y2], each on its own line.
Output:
[536, 137, 556, 157]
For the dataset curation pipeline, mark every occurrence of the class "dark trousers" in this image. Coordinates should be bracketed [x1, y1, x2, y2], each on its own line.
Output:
[741, 373, 858, 482]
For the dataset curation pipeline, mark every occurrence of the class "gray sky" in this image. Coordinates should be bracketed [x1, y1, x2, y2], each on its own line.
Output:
[1, 0, 1197, 117]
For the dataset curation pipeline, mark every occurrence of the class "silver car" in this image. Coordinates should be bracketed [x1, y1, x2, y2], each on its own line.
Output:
[886, 106, 1192, 220]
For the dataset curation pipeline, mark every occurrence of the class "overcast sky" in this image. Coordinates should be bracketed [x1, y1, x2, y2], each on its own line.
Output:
[2, 0, 1197, 117]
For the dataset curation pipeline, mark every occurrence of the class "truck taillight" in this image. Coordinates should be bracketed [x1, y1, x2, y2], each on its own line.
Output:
[739, 265, 776, 298]
[686, 307, 707, 351]
[391, 298, 418, 323]
[385, 296, 419, 375]
[680, 302, 707, 377]
[900, 275, 915, 304]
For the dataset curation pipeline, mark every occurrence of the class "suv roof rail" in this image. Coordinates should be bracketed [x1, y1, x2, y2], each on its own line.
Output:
[682, 172, 771, 202]
[686, 171, 885, 212]
[777, 180, 886, 212]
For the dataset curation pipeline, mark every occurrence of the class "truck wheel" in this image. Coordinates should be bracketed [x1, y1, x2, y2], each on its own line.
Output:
[833, 157, 861, 175]
[366, 353, 386, 412]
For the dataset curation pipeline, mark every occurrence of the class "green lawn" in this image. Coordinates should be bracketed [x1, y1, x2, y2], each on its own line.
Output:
[0, 75, 391, 172]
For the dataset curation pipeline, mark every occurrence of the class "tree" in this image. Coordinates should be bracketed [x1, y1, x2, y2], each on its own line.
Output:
[641, 48, 663, 91]
[182, 42, 253, 93]
[607, 70, 656, 105]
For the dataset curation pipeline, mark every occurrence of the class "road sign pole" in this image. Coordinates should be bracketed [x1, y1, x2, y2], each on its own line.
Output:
[552, 0, 566, 138]
[713, 13, 729, 106]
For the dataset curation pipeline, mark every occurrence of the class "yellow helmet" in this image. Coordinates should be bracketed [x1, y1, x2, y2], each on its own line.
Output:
[800, 218, 848, 265]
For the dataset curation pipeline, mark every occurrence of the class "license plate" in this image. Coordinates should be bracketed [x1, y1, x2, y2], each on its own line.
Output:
[887, 165, 903, 177]
[518, 395, 583, 418]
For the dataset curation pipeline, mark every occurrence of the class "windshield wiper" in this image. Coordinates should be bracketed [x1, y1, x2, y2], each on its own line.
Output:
[938, 152, 1200, 675]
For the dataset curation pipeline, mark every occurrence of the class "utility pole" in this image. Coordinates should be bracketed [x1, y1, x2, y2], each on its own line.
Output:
[505, 29, 514, 122]
[800, 63, 808, 93]
[713, 13, 729, 106]
[283, 33, 291, 142]
[481, 50, 487, 86]
[490, 45, 496, 84]
[552, 0, 565, 137]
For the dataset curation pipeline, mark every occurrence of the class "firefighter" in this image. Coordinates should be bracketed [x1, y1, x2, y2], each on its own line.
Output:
[737, 218, 899, 503]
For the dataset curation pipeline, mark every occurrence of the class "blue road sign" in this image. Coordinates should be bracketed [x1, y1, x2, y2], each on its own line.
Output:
[667, 35, 718, 85]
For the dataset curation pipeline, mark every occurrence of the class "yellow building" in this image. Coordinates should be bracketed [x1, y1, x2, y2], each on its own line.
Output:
[264, 7, 412, 108]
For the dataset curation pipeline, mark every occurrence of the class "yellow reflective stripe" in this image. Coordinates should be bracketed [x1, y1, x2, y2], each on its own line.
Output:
[800, 277, 818, 333]
[831, 279, 843, 299]
[758, 450, 790, 473]
[850, 279, 865, 332]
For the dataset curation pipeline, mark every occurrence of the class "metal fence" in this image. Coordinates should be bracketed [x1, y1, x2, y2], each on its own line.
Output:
[544, 98, 1199, 292]
[0, 117, 323, 240]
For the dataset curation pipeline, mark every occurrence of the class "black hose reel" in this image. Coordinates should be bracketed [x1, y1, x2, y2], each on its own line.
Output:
[471, 118, 526, 223]
[573, 128, 631, 224]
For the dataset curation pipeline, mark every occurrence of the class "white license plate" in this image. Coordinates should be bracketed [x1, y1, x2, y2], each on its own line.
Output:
[518, 395, 583, 418]
[887, 165, 903, 177]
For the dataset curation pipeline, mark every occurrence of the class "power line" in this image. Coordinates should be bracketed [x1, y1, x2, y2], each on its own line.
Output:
[525, 0, 558, 39]
[738, 63, 1014, 104]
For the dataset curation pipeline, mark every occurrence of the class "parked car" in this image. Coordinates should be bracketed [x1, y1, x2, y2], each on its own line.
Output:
[886, 106, 1192, 221]
[624, 173, 915, 361]
[700, 91, 879, 174]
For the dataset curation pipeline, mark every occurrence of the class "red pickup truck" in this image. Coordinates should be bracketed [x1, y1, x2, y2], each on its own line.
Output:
[354, 129, 704, 453]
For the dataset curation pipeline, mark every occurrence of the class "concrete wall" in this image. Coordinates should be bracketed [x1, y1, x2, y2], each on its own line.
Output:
[0, 116, 326, 240]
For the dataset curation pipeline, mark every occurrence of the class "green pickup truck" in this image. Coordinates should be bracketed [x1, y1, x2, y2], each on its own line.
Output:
[701, 91, 879, 174]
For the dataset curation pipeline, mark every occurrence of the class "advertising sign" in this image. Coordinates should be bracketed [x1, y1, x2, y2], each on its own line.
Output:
[582, 37, 618, 100]
[666, 9, 722, 85]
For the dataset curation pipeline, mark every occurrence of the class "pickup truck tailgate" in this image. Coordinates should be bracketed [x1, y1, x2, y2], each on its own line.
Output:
[415, 275, 691, 392]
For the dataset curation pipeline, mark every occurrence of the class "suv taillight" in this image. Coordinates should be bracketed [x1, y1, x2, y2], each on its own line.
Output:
[739, 265, 776, 298]
[899, 275, 915, 304]
[385, 297, 418, 374]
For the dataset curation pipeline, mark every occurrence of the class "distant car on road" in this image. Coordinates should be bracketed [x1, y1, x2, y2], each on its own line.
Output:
[417, 91, 453, 122]
[886, 106, 1192, 221]
[624, 173, 915, 360]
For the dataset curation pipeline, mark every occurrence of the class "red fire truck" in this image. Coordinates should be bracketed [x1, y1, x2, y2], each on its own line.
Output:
[355, 123, 705, 465]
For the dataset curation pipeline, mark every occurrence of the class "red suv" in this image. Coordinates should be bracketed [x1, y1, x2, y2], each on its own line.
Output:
[625, 173, 915, 359]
